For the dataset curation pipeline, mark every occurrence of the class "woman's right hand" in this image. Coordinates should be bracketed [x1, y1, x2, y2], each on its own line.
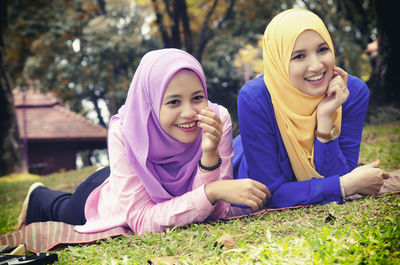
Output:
[340, 160, 391, 196]
[204, 179, 271, 210]
[196, 107, 223, 155]
[317, 66, 349, 119]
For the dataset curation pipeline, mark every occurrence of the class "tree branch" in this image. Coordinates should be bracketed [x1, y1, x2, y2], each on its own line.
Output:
[96, 0, 107, 15]
[196, 0, 219, 61]
[88, 90, 107, 127]
[152, 0, 171, 47]
[179, 0, 193, 53]
[196, 0, 236, 61]
[170, 0, 182, 48]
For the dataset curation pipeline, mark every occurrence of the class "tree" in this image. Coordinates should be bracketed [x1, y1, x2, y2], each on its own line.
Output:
[367, 1, 400, 107]
[19, 0, 161, 126]
[0, 0, 24, 176]
[149, 0, 236, 62]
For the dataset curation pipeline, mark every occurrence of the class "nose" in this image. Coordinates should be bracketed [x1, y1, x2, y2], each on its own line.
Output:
[308, 54, 323, 72]
[181, 103, 197, 119]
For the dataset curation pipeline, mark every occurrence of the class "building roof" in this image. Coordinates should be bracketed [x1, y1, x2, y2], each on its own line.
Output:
[14, 89, 108, 141]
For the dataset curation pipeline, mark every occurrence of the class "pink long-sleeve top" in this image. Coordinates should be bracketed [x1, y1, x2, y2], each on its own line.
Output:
[74, 105, 233, 235]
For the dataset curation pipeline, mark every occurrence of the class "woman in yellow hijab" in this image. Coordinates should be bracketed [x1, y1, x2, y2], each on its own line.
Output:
[233, 9, 391, 208]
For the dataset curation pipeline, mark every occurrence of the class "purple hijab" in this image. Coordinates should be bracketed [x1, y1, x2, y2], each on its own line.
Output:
[109, 48, 219, 203]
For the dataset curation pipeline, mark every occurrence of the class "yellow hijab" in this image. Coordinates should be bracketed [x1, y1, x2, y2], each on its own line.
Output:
[263, 9, 342, 181]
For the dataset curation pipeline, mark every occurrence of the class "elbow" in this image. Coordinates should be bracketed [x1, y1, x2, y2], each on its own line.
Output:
[127, 207, 165, 236]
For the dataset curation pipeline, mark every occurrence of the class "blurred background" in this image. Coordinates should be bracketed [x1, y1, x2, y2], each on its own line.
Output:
[1, 0, 399, 176]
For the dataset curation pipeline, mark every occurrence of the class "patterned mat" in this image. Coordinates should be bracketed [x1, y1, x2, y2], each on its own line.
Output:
[0, 222, 134, 253]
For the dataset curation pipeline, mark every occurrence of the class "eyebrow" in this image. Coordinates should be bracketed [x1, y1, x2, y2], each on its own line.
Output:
[291, 41, 328, 56]
[164, 89, 204, 100]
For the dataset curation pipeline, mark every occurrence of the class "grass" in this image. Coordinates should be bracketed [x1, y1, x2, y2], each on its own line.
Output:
[0, 120, 399, 264]
[359, 121, 400, 170]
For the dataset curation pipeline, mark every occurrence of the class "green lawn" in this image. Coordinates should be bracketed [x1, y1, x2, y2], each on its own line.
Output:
[1, 121, 399, 264]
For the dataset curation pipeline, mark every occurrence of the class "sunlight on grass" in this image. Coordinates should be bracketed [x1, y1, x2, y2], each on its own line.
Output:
[360, 122, 400, 170]
[0, 173, 40, 184]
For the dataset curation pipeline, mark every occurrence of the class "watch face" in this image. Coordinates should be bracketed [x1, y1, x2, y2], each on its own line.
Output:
[331, 126, 338, 139]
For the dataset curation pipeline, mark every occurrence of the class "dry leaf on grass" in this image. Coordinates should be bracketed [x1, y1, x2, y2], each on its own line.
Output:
[214, 233, 238, 248]
[148, 256, 176, 265]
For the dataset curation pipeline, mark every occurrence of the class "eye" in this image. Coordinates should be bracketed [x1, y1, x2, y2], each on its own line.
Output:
[167, 99, 180, 105]
[292, 54, 305, 60]
[318, 46, 329, 53]
[193, 95, 204, 102]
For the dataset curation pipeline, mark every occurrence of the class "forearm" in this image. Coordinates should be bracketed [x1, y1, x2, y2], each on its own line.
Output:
[314, 138, 350, 177]
[266, 175, 342, 208]
[128, 185, 217, 235]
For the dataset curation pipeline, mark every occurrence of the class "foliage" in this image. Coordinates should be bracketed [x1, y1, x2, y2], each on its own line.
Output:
[200, 0, 288, 118]
[7, 0, 161, 125]
[6, 0, 379, 125]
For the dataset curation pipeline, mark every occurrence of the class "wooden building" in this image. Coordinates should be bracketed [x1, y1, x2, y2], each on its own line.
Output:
[13, 89, 108, 175]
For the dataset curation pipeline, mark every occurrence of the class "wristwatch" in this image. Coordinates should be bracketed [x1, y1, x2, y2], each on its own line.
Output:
[315, 125, 338, 141]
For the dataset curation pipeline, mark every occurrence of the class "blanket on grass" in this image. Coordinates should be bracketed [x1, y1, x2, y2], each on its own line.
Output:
[1, 175, 399, 253]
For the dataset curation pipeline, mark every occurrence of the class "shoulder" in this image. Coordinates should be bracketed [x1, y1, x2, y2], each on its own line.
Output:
[344, 75, 370, 108]
[217, 104, 230, 119]
[108, 119, 123, 139]
[217, 104, 232, 128]
[239, 75, 270, 101]
[238, 75, 273, 116]
[347, 75, 369, 97]
[107, 119, 126, 150]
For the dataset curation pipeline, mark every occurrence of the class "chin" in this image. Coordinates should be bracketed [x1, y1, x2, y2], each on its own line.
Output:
[178, 137, 197, 144]
[177, 132, 200, 143]
[315, 89, 327, 97]
[309, 84, 329, 97]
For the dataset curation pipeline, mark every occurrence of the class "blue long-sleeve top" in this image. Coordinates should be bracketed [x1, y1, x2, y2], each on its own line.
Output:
[233, 74, 369, 208]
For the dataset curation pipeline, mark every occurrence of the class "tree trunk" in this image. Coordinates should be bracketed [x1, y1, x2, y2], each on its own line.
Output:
[89, 92, 107, 128]
[152, 0, 236, 61]
[367, 1, 400, 107]
[170, 0, 182, 48]
[178, 0, 193, 54]
[0, 0, 24, 176]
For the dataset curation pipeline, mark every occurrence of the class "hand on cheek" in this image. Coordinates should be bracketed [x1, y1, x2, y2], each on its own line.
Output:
[196, 107, 223, 154]
[317, 66, 349, 119]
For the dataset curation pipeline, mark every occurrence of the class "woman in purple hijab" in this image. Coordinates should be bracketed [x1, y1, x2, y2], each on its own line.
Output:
[18, 49, 270, 235]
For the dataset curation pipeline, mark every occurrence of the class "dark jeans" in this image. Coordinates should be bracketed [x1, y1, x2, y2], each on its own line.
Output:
[26, 167, 110, 225]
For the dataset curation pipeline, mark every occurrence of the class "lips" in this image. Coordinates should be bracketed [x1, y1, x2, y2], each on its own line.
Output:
[176, 121, 197, 129]
[175, 120, 198, 132]
[305, 72, 324, 81]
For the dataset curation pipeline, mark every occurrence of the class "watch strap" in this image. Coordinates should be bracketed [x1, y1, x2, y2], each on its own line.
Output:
[315, 125, 337, 141]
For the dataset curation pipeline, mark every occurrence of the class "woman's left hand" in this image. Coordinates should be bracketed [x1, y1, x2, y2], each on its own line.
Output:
[317, 66, 349, 119]
[196, 107, 223, 155]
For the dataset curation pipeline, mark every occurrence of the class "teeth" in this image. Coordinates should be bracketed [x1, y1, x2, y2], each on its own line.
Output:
[305, 73, 323, 81]
[177, 122, 196, 128]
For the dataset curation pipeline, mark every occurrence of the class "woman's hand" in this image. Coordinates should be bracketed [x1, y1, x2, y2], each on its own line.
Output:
[205, 179, 271, 210]
[340, 160, 392, 196]
[196, 107, 223, 168]
[196, 107, 223, 154]
[317, 66, 349, 122]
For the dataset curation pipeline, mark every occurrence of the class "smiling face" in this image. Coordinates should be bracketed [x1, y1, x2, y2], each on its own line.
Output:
[288, 30, 335, 96]
[159, 69, 207, 143]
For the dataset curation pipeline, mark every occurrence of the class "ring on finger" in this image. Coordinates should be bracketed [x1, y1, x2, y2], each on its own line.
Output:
[341, 86, 347, 92]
